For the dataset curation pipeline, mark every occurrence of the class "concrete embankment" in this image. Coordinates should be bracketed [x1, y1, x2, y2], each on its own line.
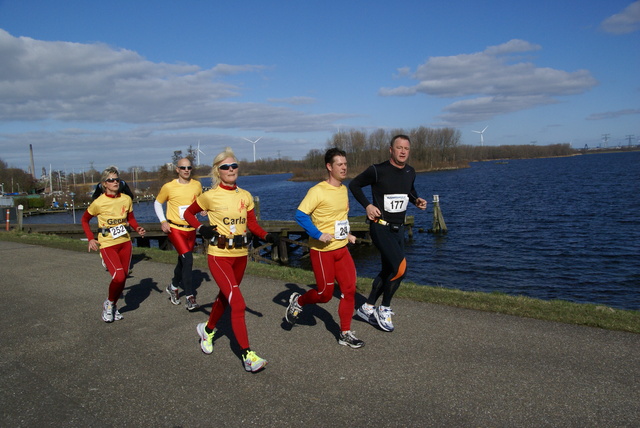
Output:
[0, 240, 638, 427]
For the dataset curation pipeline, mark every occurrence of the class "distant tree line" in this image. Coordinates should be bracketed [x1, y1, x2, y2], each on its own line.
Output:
[291, 127, 575, 180]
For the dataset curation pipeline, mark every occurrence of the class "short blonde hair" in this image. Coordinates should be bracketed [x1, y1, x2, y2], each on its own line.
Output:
[100, 166, 119, 182]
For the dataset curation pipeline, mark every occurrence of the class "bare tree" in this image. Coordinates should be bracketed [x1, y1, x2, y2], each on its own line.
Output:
[172, 150, 183, 165]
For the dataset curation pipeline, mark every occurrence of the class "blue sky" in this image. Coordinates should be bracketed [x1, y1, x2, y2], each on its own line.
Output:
[0, 0, 638, 174]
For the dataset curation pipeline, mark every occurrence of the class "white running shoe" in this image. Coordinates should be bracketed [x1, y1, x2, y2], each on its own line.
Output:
[356, 303, 376, 323]
[196, 322, 215, 354]
[166, 285, 181, 305]
[185, 295, 199, 311]
[102, 300, 114, 323]
[243, 351, 268, 373]
[373, 306, 395, 332]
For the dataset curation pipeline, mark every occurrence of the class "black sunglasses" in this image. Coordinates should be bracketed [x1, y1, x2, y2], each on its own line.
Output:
[178, 166, 193, 170]
[219, 163, 238, 170]
[105, 178, 121, 183]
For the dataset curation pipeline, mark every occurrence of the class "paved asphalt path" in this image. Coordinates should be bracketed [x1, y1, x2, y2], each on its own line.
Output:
[1, 240, 638, 427]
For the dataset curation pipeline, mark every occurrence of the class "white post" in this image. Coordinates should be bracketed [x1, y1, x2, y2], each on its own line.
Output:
[17, 204, 24, 230]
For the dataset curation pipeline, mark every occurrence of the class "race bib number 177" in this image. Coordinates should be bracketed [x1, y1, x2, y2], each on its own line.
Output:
[383, 194, 409, 213]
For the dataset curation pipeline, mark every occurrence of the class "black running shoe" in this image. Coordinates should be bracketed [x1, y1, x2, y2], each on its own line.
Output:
[338, 330, 365, 348]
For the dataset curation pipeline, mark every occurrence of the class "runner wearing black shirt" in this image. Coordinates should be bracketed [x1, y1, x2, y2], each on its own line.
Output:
[349, 135, 427, 331]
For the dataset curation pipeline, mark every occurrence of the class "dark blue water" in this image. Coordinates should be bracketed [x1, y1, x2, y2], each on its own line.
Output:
[410, 153, 640, 311]
[25, 152, 640, 310]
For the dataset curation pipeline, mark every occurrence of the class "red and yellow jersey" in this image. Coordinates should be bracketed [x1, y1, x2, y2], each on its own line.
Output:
[87, 193, 134, 249]
[156, 179, 202, 229]
[297, 181, 350, 252]
[196, 185, 255, 257]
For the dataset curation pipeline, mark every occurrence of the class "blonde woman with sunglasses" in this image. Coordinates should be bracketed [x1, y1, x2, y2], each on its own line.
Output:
[81, 166, 146, 323]
[184, 147, 276, 373]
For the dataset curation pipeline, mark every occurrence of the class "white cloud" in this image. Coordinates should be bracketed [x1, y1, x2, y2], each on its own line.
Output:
[600, 1, 640, 34]
[0, 29, 358, 169]
[379, 39, 598, 125]
[0, 29, 348, 132]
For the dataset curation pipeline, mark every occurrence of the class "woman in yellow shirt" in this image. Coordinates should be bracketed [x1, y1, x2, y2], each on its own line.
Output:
[184, 148, 275, 373]
[81, 166, 146, 323]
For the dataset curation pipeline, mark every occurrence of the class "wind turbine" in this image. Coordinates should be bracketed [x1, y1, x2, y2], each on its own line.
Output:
[242, 137, 262, 162]
[472, 126, 488, 146]
[196, 141, 206, 166]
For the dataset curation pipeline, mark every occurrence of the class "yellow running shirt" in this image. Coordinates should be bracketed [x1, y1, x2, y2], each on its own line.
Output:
[297, 181, 350, 252]
[87, 193, 134, 249]
[196, 186, 255, 257]
[156, 179, 203, 230]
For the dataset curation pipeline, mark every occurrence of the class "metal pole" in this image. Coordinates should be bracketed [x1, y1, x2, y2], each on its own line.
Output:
[5, 209, 9, 231]
[70, 192, 76, 224]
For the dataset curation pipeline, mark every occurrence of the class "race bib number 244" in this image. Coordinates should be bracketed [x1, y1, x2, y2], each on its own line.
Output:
[334, 219, 349, 240]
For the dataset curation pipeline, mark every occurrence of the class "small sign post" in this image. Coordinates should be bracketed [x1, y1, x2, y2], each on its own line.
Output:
[17, 204, 24, 230]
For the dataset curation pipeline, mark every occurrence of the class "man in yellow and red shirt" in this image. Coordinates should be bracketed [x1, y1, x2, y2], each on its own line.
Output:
[154, 158, 203, 310]
[285, 148, 364, 348]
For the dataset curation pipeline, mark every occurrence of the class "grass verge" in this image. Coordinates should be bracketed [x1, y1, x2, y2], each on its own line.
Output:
[2, 230, 638, 334]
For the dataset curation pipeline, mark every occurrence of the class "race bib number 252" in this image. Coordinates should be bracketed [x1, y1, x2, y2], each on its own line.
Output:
[109, 224, 127, 239]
